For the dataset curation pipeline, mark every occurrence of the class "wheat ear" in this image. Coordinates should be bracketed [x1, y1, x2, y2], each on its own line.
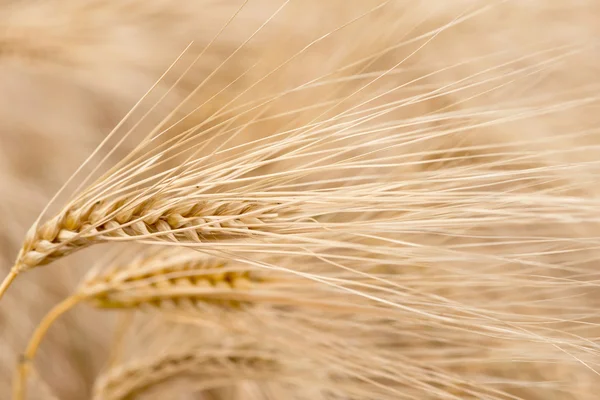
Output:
[80, 247, 261, 311]
[0, 0, 291, 300]
[1, 194, 291, 301]
[16, 197, 287, 270]
[0, 1, 487, 301]
[92, 347, 279, 400]
[78, 246, 434, 318]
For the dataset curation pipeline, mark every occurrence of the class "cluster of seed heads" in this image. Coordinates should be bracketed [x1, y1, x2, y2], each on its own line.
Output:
[12, 250, 270, 400]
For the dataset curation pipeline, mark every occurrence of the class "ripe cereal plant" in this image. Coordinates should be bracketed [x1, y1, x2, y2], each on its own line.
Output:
[2, 0, 600, 399]
[18, 245, 452, 397]
[14, 246, 262, 400]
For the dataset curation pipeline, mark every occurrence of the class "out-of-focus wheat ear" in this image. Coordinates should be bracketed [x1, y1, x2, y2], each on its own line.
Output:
[77, 246, 400, 318]
[92, 348, 279, 400]
[12, 246, 259, 400]
[78, 247, 264, 313]
[13, 295, 84, 400]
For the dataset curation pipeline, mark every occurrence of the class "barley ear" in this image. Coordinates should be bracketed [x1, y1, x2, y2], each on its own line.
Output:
[13, 295, 84, 400]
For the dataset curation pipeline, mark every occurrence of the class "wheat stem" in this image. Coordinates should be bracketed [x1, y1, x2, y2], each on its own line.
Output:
[13, 295, 84, 400]
[0, 268, 18, 301]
